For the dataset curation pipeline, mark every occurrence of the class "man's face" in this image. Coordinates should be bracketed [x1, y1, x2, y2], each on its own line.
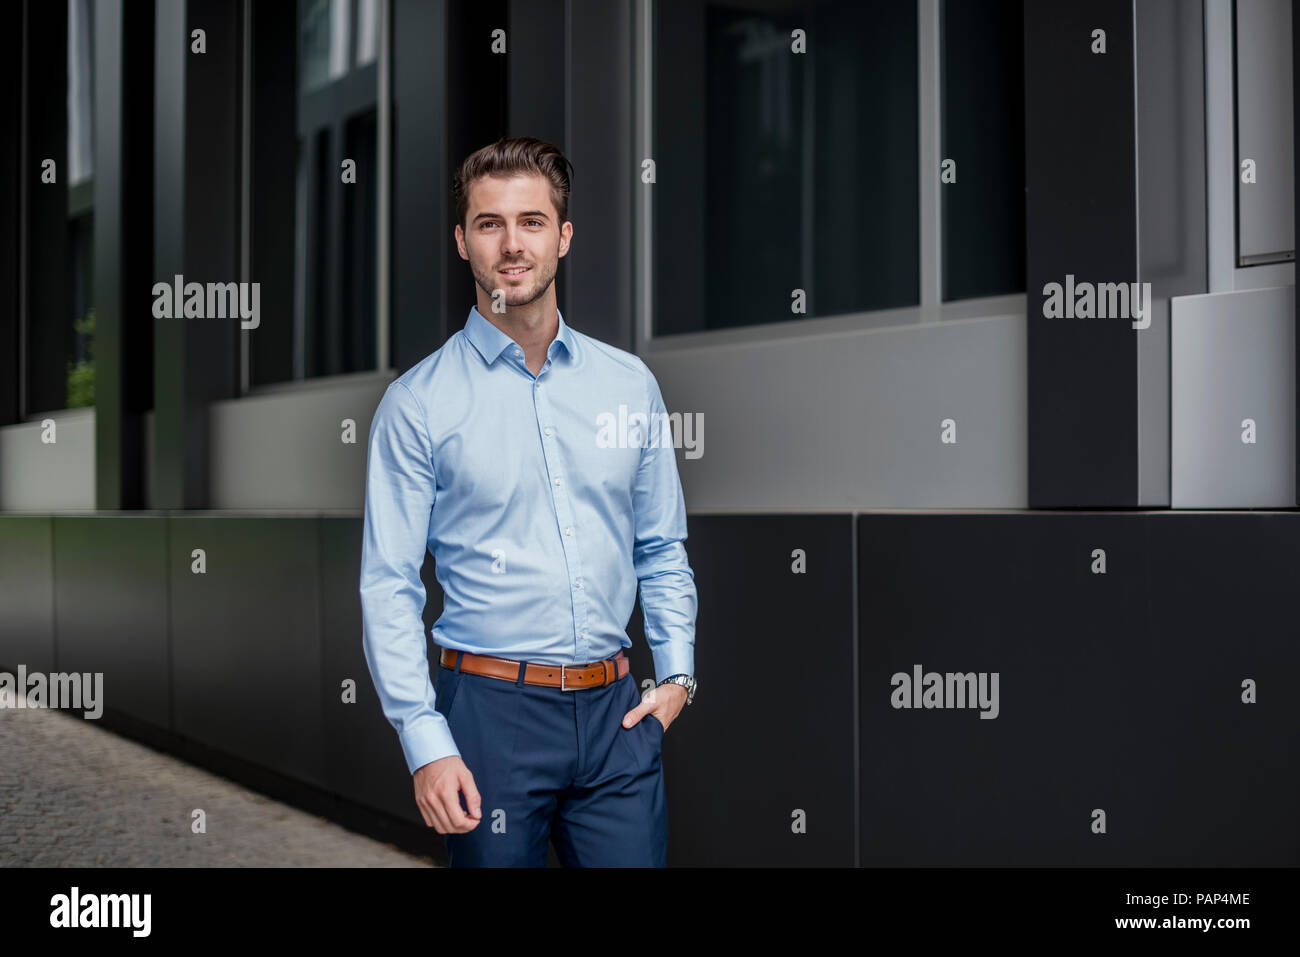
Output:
[456, 173, 571, 309]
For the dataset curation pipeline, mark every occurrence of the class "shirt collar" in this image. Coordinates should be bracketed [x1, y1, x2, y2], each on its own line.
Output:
[464, 304, 577, 366]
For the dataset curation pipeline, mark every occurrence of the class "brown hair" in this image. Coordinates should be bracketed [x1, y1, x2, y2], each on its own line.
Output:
[453, 136, 575, 231]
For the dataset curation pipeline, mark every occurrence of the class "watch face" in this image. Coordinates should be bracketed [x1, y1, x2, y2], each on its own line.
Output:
[660, 675, 694, 702]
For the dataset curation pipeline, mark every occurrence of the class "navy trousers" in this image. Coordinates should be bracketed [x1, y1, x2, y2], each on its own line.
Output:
[433, 653, 667, 867]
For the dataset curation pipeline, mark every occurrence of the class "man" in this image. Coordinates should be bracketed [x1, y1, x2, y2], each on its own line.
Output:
[359, 136, 698, 867]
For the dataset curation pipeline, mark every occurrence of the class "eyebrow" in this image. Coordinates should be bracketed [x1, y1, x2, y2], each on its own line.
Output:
[472, 210, 551, 224]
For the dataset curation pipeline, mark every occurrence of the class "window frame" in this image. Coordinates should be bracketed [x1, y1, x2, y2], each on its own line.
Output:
[633, 0, 1027, 358]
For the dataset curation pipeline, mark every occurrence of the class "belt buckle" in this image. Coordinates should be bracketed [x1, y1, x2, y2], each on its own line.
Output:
[560, 664, 575, 692]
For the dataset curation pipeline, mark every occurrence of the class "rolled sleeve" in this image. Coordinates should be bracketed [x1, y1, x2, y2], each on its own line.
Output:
[632, 366, 699, 684]
[359, 380, 459, 774]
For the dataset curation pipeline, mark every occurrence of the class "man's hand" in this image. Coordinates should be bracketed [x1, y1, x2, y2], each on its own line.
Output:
[622, 681, 687, 733]
[413, 755, 481, 833]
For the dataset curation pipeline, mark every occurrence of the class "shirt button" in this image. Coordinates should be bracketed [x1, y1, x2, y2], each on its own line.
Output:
[554, 477, 562, 486]
[514, 348, 522, 357]
[580, 629, 587, 637]
[575, 579, 583, 588]
[565, 527, 572, 536]
[544, 427, 552, 436]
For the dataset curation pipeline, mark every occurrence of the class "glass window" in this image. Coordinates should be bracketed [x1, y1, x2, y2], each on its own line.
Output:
[67, 0, 94, 187]
[653, 0, 919, 336]
[300, 0, 337, 91]
[251, 0, 381, 387]
[940, 0, 1025, 300]
[1234, 0, 1295, 265]
[66, 0, 95, 409]
[356, 0, 379, 66]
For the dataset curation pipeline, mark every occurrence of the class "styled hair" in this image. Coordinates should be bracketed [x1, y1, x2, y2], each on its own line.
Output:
[453, 136, 575, 231]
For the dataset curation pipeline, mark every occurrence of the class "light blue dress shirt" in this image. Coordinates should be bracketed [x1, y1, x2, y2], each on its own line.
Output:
[360, 305, 698, 774]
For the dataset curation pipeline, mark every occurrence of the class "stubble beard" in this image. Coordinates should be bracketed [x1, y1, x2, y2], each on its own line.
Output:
[473, 256, 557, 309]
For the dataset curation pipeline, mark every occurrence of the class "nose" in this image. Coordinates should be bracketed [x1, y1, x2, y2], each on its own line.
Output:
[501, 224, 525, 256]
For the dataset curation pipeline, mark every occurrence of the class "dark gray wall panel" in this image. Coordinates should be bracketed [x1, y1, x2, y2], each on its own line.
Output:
[1019, 514, 1163, 864]
[506, 0, 565, 154]
[860, 512, 1299, 866]
[1145, 515, 1300, 865]
[861, 513, 1043, 865]
[565, 0, 634, 352]
[629, 514, 855, 867]
[320, 516, 438, 827]
[1025, 1, 1139, 505]
[168, 517, 325, 787]
[52, 517, 169, 728]
[0, 516, 55, 672]
[860, 513, 1157, 866]
[392, 0, 449, 368]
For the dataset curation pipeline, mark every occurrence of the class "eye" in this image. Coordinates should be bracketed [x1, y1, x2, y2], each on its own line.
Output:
[526, 219, 543, 227]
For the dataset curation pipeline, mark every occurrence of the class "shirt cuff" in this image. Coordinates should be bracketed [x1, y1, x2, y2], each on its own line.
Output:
[399, 714, 461, 775]
[651, 641, 694, 686]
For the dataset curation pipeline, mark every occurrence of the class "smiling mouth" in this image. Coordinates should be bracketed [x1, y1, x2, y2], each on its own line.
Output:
[499, 266, 531, 276]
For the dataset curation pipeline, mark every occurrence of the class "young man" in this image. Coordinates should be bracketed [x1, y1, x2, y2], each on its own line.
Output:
[359, 136, 698, 867]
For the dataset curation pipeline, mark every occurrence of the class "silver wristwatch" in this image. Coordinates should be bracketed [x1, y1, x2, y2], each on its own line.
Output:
[657, 673, 696, 706]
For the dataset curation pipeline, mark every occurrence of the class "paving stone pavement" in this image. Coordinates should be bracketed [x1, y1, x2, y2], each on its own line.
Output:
[0, 689, 435, 867]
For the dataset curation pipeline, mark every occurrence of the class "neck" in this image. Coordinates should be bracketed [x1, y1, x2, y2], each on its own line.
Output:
[475, 291, 559, 356]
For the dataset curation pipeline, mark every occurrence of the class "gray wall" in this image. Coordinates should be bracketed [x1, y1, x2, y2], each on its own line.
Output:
[207, 372, 392, 511]
[646, 311, 1027, 510]
[0, 409, 95, 511]
[1171, 285, 1295, 506]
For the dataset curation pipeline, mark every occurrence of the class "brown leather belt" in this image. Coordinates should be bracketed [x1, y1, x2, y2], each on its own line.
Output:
[439, 647, 629, 691]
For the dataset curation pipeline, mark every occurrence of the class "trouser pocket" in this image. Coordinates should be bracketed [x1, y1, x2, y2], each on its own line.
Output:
[435, 664, 464, 723]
